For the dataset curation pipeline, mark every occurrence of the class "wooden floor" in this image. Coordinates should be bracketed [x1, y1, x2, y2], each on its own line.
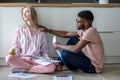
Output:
[0, 64, 120, 80]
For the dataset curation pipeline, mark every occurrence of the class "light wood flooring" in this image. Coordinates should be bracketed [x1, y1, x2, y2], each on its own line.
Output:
[0, 64, 120, 80]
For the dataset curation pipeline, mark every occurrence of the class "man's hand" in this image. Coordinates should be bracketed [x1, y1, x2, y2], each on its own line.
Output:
[53, 42, 61, 49]
[39, 25, 49, 33]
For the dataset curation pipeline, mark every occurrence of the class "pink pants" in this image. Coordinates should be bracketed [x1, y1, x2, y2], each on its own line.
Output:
[5, 54, 56, 73]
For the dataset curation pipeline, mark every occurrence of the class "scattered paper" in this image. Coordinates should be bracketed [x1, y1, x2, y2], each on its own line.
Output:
[53, 75, 72, 80]
[7, 72, 37, 78]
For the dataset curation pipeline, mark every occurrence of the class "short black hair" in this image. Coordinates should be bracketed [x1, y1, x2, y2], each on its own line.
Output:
[78, 10, 94, 22]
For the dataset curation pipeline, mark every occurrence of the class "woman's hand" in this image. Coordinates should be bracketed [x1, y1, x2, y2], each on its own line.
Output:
[45, 56, 52, 60]
[20, 56, 38, 65]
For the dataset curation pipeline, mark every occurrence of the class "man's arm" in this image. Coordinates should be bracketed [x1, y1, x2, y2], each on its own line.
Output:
[39, 25, 78, 38]
[49, 29, 78, 38]
[54, 39, 90, 53]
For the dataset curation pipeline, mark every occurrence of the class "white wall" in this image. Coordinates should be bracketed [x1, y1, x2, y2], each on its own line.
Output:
[0, 7, 23, 57]
[0, 7, 120, 62]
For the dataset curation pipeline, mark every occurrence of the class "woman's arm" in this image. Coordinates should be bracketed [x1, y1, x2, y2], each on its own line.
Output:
[12, 27, 22, 56]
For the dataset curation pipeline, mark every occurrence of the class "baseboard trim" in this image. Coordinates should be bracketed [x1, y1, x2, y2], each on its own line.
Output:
[104, 56, 120, 63]
[0, 57, 7, 65]
[0, 56, 120, 65]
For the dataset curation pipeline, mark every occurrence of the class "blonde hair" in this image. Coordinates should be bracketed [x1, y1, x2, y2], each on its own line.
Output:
[21, 6, 38, 27]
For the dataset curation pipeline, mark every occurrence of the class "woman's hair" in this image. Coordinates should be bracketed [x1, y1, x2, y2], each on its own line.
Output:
[21, 6, 38, 27]
[78, 10, 94, 22]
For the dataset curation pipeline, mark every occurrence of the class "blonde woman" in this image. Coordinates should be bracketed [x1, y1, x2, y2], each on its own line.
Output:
[6, 6, 56, 73]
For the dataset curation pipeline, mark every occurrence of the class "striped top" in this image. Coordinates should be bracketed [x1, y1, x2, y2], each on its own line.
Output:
[12, 26, 49, 57]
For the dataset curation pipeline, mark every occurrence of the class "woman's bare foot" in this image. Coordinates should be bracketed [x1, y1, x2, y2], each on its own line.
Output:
[55, 63, 63, 72]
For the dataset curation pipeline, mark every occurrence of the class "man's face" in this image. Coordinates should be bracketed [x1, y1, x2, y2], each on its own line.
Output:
[76, 17, 85, 30]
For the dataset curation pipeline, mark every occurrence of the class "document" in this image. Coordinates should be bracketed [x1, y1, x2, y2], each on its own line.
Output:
[33, 57, 60, 65]
[53, 36, 62, 60]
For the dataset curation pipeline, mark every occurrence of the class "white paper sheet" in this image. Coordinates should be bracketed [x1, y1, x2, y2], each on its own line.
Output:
[53, 36, 62, 60]
[51, 60, 61, 63]
[33, 57, 60, 65]
[33, 57, 52, 65]
[53, 75, 72, 80]
[7, 72, 37, 78]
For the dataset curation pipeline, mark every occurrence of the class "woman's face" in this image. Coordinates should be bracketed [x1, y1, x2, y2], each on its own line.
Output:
[22, 7, 31, 22]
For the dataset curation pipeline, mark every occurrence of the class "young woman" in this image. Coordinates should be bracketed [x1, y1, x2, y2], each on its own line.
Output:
[5, 6, 56, 73]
